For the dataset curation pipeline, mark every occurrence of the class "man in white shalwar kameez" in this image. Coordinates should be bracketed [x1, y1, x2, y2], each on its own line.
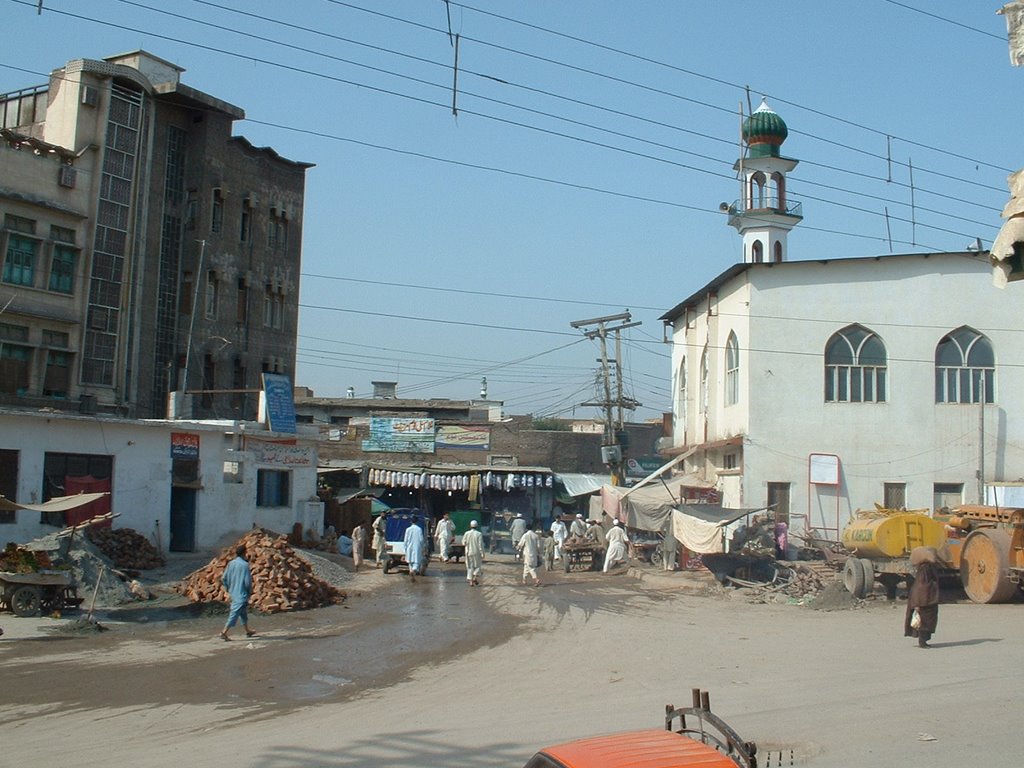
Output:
[603, 520, 629, 572]
[510, 513, 528, 560]
[435, 513, 455, 562]
[516, 525, 542, 586]
[403, 518, 426, 582]
[462, 520, 485, 586]
[550, 516, 568, 561]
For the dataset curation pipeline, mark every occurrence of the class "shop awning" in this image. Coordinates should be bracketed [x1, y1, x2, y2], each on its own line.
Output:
[555, 473, 612, 497]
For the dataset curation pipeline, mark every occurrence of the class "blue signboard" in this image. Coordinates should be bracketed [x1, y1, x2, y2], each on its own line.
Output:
[261, 372, 296, 434]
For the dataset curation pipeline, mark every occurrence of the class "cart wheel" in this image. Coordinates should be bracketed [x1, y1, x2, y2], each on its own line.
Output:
[10, 585, 41, 617]
[40, 587, 64, 614]
[382, 556, 392, 574]
[651, 549, 664, 567]
[563, 554, 571, 573]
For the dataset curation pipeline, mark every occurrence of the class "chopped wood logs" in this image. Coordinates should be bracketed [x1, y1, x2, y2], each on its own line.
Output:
[177, 528, 344, 613]
[87, 527, 165, 570]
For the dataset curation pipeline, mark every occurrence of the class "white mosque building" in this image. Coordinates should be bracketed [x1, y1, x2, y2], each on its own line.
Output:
[661, 101, 1024, 540]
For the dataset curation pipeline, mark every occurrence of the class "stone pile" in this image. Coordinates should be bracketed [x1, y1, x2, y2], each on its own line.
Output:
[177, 528, 345, 613]
[87, 527, 165, 570]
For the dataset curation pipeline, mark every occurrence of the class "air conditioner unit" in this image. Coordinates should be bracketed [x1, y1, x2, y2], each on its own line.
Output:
[79, 394, 98, 415]
[80, 86, 99, 107]
[58, 165, 76, 189]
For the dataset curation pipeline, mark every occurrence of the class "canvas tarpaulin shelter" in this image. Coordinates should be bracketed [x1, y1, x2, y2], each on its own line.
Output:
[0, 492, 110, 514]
[555, 473, 612, 498]
[599, 474, 715, 532]
[670, 504, 764, 555]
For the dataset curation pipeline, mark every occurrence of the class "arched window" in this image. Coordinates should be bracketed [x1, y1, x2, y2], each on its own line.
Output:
[751, 240, 764, 263]
[749, 172, 767, 208]
[699, 348, 709, 414]
[725, 332, 739, 406]
[825, 324, 887, 403]
[935, 327, 994, 403]
[773, 241, 783, 262]
[770, 172, 785, 208]
[675, 357, 688, 436]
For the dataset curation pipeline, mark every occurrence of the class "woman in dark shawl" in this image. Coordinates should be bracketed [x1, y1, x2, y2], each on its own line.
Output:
[904, 547, 940, 648]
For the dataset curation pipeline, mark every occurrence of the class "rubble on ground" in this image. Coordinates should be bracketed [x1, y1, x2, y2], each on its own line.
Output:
[720, 559, 844, 604]
[177, 528, 346, 613]
[87, 527, 165, 570]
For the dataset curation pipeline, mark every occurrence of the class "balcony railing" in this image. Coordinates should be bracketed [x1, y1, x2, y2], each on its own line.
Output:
[728, 198, 803, 218]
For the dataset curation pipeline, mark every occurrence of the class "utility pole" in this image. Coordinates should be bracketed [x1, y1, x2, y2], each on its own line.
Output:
[571, 311, 642, 485]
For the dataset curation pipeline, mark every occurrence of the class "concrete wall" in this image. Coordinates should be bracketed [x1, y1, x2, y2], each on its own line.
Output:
[0, 411, 319, 551]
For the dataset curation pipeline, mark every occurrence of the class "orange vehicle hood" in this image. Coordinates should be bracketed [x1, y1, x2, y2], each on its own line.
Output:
[537, 728, 739, 768]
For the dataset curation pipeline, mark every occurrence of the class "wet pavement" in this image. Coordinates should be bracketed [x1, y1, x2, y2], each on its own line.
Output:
[0, 560, 527, 716]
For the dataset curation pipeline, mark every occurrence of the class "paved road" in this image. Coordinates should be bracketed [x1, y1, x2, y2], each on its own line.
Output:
[3, 558, 1022, 767]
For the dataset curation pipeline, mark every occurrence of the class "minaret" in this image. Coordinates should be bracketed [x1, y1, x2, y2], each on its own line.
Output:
[727, 99, 802, 263]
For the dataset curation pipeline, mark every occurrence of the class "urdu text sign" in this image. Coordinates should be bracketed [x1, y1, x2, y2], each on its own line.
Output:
[362, 417, 436, 453]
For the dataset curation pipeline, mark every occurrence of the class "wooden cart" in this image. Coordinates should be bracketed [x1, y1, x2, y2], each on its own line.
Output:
[0, 570, 81, 616]
[562, 541, 603, 572]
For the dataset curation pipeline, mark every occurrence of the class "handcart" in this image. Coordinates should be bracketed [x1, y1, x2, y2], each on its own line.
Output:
[0, 570, 82, 616]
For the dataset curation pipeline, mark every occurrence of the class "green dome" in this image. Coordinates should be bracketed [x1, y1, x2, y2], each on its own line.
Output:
[742, 99, 788, 157]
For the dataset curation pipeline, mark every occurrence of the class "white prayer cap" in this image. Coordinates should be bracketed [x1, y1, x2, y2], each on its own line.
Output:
[470, 520, 478, 527]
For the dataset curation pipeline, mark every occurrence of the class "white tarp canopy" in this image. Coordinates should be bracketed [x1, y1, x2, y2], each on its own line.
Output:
[556, 473, 613, 497]
[601, 475, 715, 532]
[0, 492, 110, 513]
[671, 504, 763, 554]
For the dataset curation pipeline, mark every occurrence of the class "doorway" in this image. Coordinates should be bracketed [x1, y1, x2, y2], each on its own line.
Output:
[169, 487, 196, 552]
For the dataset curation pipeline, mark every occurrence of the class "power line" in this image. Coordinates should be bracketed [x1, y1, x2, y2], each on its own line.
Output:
[179, 0, 1008, 213]
[8, 1, 1004, 243]
[439, 0, 1013, 174]
[879, 0, 1007, 42]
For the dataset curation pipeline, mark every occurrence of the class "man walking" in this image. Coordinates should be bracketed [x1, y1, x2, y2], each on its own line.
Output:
[510, 513, 528, 560]
[516, 524, 542, 586]
[220, 545, 255, 641]
[435, 512, 456, 563]
[550, 514, 568, 561]
[372, 511, 388, 568]
[463, 520, 485, 586]
[603, 520, 630, 573]
[351, 522, 366, 570]
[403, 517, 426, 582]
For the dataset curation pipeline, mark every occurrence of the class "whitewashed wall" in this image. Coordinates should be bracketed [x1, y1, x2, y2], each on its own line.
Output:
[0, 411, 319, 551]
[668, 253, 1024, 533]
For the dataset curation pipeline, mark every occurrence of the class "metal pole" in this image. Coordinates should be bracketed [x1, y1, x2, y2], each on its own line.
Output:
[183, 239, 207, 393]
[979, 376, 986, 503]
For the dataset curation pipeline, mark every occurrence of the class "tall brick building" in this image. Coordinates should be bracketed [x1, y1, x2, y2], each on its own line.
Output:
[0, 51, 312, 418]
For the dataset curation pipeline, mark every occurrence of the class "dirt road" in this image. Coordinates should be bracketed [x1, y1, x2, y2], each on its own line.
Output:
[3, 558, 1021, 767]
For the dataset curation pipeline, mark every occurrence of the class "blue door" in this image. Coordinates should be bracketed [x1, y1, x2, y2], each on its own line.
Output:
[169, 487, 196, 552]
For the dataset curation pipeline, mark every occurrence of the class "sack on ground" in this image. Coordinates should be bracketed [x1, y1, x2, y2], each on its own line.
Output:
[910, 608, 922, 629]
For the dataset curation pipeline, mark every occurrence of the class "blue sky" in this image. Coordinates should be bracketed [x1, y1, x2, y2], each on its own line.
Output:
[2, 1, 1018, 421]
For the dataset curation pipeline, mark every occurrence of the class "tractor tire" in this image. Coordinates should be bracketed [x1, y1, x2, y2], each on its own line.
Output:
[857, 558, 875, 595]
[843, 557, 868, 599]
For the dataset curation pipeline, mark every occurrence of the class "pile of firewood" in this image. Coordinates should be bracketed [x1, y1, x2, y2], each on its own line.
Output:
[177, 528, 344, 613]
[87, 527, 165, 570]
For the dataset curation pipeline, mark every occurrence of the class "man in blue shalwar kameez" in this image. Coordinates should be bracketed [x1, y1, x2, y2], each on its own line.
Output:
[220, 545, 255, 641]
[403, 518, 425, 583]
